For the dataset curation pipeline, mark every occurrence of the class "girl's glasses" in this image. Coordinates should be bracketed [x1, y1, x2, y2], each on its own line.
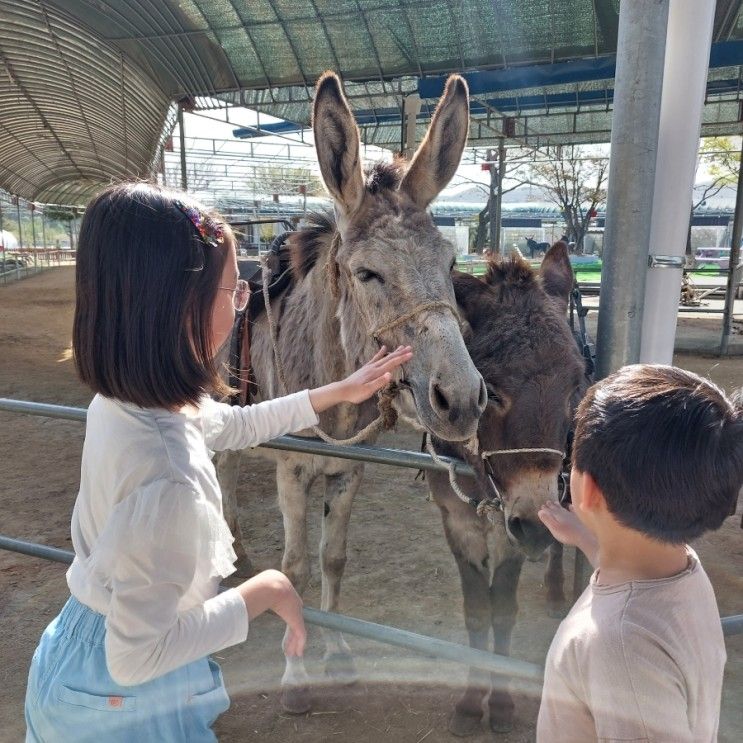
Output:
[218, 279, 250, 311]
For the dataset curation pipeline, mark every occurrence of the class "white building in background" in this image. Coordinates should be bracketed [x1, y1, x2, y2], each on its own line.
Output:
[0, 229, 18, 251]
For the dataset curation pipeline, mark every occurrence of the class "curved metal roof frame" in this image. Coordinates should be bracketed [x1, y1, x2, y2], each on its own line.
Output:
[2, 1, 743, 205]
[0, 0, 175, 204]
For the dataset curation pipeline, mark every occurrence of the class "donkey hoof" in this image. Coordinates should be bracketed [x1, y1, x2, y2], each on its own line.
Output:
[448, 710, 482, 737]
[280, 685, 312, 715]
[489, 716, 514, 734]
[323, 652, 358, 685]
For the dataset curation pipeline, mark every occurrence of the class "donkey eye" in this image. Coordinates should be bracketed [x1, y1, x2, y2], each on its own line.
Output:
[355, 268, 384, 283]
[486, 385, 508, 411]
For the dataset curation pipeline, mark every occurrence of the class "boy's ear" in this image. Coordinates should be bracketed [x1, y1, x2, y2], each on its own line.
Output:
[580, 472, 607, 513]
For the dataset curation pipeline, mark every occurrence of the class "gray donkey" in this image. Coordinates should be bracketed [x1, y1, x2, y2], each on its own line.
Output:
[427, 243, 585, 736]
[217, 71, 486, 713]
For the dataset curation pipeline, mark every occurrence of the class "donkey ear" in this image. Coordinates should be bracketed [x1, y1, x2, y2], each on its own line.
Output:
[313, 72, 365, 224]
[540, 241, 573, 312]
[452, 271, 489, 331]
[399, 75, 469, 208]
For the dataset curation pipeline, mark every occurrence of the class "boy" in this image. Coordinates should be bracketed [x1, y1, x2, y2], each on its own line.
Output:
[537, 364, 742, 742]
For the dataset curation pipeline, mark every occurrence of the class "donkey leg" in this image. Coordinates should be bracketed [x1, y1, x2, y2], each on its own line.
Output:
[215, 449, 253, 578]
[487, 549, 525, 734]
[277, 459, 314, 593]
[437, 506, 491, 737]
[276, 459, 315, 714]
[320, 466, 363, 683]
[544, 540, 567, 618]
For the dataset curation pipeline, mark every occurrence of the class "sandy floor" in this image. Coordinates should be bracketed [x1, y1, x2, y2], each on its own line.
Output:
[1, 266, 741, 742]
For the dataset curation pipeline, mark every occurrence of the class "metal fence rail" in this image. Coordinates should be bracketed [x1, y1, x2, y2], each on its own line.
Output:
[1, 395, 741, 692]
[0, 534, 544, 682]
[0, 398, 476, 477]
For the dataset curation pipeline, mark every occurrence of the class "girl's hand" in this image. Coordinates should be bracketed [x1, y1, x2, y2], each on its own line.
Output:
[308, 345, 413, 412]
[339, 345, 413, 404]
[237, 569, 306, 657]
[538, 501, 599, 567]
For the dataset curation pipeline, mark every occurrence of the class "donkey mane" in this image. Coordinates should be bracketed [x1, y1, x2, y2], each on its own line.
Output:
[484, 254, 539, 290]
[289, 161, 406, 279]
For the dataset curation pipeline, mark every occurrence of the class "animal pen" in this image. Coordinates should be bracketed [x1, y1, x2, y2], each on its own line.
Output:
[1, 398, 741, 673]
[1, 0, 743, 737]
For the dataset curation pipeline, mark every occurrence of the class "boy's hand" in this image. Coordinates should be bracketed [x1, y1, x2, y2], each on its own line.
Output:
[538, 501, 599, 568]
[308, 346, 413, 412]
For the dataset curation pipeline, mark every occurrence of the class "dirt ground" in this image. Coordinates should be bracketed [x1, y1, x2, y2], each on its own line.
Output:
[1, 266, 741, 743]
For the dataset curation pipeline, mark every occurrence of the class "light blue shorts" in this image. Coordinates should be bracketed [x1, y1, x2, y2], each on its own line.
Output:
[25, 596, 230, 742]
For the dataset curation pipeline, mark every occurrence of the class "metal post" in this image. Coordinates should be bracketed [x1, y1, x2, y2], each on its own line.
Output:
[720, 140, 743, 355]
[595, 0, 669, 379]
[586, 0, 669, 593]
[15, 197, 23, 250]
[160, 148, 167, 188]
[178, 105, 188, 191]
[30, 204, 37, 269]
[402, 94, 422, 159]
[40, 207, 47, 257]
[487, 148, 497, 254]
[640, 0, 715, 363]
[494, 140, 506, 254]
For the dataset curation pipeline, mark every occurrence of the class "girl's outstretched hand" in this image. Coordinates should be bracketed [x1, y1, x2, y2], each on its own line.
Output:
[308, 345, 413, 412]
[340, 345, 413, 403]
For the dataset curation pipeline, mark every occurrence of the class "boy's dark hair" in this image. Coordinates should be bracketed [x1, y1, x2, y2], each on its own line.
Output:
[573, 364, 743, 542]
[73, 182, 233, 409]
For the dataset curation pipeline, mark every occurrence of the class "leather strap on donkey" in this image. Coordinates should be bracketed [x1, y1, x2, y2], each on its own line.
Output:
[229, 232, 294, 406]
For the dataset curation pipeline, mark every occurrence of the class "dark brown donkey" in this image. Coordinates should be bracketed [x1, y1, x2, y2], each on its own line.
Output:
[427, 242, 586, 736]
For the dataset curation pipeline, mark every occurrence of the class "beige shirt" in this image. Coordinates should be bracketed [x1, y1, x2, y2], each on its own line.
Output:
[537, 549, 726, 743]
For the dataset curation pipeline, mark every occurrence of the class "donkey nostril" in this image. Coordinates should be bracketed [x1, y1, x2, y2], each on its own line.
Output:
[431, 383, 450, 412]
[508, 516, 524, 541]
[477, 379, 487, 409]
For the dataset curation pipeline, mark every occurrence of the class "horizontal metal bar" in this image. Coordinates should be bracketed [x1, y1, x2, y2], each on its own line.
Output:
[722, 614, 743, 637]
[3, 534, 741, 648]
[0, 535, 74, 565]
[0, 535, 541, 681]
[302, 606, 543, 682]
[0, 398, 476, 477]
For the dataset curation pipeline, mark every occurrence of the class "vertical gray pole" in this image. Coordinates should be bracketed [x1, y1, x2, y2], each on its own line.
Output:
[488, 148, 497, 254]
[41, 208, 47, 252]
[178, 105, 188, 192]
[494, 140, 506, 254]
[577, 0, 669, 594]
[402, 94, 422, 159]
[30, 205, 37, 269]
[15, 198, 23, 250]
[720, 140, 743, 355]
[595, 0, 669, 379]
[161, 148, 167, 188]
[489, 171, 496, 253]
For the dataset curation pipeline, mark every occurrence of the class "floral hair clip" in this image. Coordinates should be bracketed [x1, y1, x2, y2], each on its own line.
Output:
[173, 199, 225, 248]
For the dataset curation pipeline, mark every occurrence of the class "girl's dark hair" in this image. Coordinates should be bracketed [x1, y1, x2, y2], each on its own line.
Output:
[573, 364, 743, 543]
[73, 182, 233, 409]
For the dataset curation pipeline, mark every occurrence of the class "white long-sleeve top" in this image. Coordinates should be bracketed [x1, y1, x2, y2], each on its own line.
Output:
[66, 390, 319, 686]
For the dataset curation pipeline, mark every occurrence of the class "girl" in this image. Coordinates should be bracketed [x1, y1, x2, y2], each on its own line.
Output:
[24, 182, 412, 742]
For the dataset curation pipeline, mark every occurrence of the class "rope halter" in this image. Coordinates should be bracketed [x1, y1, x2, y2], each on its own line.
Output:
[428, 439, 566, 524]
